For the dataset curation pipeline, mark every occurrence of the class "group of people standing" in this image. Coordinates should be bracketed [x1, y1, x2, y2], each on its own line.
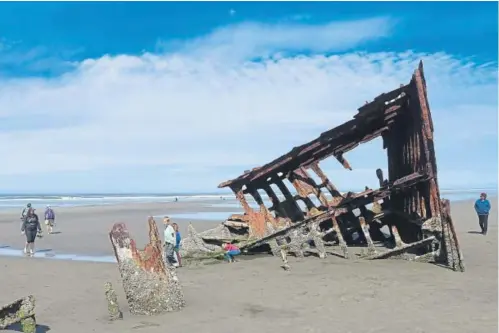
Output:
[19, 203, 57, 256]
[161, 216, 241, 267]
[163, 216, 182, 267]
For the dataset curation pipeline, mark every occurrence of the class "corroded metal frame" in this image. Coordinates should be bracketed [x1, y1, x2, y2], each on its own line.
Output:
[218, 62, 464, 271]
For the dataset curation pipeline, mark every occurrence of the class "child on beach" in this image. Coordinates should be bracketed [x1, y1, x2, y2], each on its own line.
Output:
[21, 208, 42, 256]
[172, 223, 182, 267]
[222, 242, 241, 263]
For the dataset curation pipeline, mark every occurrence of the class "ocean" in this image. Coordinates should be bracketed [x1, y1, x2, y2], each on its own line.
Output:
[0, 188, 496, 211]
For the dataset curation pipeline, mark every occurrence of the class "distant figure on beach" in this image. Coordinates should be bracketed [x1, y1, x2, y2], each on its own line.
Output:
[175, 197, 179, 202]
[44, 205, 56, 234]
[163, 217, 178, 267]
[20, 203, 32, 219]
[21, 208, 42, 256]
[222, 242, 241, 263]
[474, 193, 491, 235]
[172, 222, 182, 267]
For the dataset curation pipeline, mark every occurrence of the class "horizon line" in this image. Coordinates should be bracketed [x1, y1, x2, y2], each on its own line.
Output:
[0, 187, 497, 197]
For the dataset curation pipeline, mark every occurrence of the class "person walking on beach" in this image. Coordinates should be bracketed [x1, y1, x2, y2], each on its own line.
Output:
[163, 217, 178, 267]
[222, 242, 241, 263]
[20, 203, 32, 228]
[21, 208, 42, 256]
[172, 223, 182, 267]
[474, 193, 491, 235]
[20, 203, 32, 219]
[44, 205, 56, 234]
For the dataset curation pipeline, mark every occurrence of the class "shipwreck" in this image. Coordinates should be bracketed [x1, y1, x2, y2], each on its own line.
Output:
[184, 61, 465, 272]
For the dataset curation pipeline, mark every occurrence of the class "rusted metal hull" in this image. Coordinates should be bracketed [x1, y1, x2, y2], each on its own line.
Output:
[218, 61, 464, 271]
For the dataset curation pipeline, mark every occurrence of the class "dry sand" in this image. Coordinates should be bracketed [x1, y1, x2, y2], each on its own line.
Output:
[0, 199, 497, 333]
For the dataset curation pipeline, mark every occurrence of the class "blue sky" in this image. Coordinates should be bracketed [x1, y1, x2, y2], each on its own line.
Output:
[0, 1, 497, 194]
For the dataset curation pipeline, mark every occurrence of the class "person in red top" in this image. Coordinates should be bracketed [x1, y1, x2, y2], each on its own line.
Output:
[222, 242, 241, 263]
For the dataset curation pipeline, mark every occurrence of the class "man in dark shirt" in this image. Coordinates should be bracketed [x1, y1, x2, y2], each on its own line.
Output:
[474, 193, 491, 235]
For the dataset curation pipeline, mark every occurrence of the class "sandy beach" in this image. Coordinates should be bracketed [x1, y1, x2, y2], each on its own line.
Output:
[0, 201, 232, 256]
[0, 198, 497, 333]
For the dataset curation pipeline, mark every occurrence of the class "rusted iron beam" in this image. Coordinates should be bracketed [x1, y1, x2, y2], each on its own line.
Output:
[335, 153, 352, 170]
[109, 218, 185, 315]
[218, 106, 403, 189]
[359, 216, 377, 255]
[239, 209, 338, 251]
[331, 214, 349, 259]
[233, 189, 271, 237]
[309, 162, 343, 199]
[368, 236, 436, 260]
[440, 199, 465, 271]
[289, 168, 329, 207]
[332, 172, 428, 210]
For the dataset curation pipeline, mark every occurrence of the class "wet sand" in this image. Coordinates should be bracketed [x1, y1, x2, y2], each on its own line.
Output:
[0, 199, 497, 333]
[0, 201, 233, 256]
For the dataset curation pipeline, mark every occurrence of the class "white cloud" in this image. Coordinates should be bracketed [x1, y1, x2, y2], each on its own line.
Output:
[159, 17, 394, 61]
[0, 18, 497, 192]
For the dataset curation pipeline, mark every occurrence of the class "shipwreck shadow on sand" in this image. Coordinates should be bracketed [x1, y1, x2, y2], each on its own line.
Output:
[7, 323, 50, 333]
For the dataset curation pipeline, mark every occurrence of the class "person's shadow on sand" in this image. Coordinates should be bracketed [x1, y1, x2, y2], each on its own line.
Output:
[467, 231, 484, 235]
[7, 323, 50, 332]
[35, 248, 53, 253]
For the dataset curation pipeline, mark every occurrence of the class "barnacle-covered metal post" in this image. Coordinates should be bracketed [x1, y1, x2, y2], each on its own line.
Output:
[0, 295, 36, 333]
[104, 282, 123, 320]
[218, 61, 464, 272]
[109, 217, 185, 315]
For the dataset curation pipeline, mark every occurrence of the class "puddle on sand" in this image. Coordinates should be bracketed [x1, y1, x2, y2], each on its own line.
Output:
[0, 246, 116, 263]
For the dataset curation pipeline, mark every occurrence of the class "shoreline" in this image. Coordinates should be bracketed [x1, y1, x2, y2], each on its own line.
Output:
[0, 197, 495, 259]
[0, 189, 495, 212]
[0, 195, 493, 213]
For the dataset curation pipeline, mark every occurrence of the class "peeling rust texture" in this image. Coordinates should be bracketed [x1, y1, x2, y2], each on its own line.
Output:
[109, 217, 185, 315]
[218, 61, 464, 271]
[110, 218, 165, 273]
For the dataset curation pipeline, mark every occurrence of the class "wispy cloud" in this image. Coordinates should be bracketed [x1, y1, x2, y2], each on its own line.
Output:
[159, 17, 394, 61]
[0, 40, 82, 76]
[0, 17, 497, 192]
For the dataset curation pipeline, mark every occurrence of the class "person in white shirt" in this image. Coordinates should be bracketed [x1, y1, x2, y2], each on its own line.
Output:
[163, 216, 178, 267]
